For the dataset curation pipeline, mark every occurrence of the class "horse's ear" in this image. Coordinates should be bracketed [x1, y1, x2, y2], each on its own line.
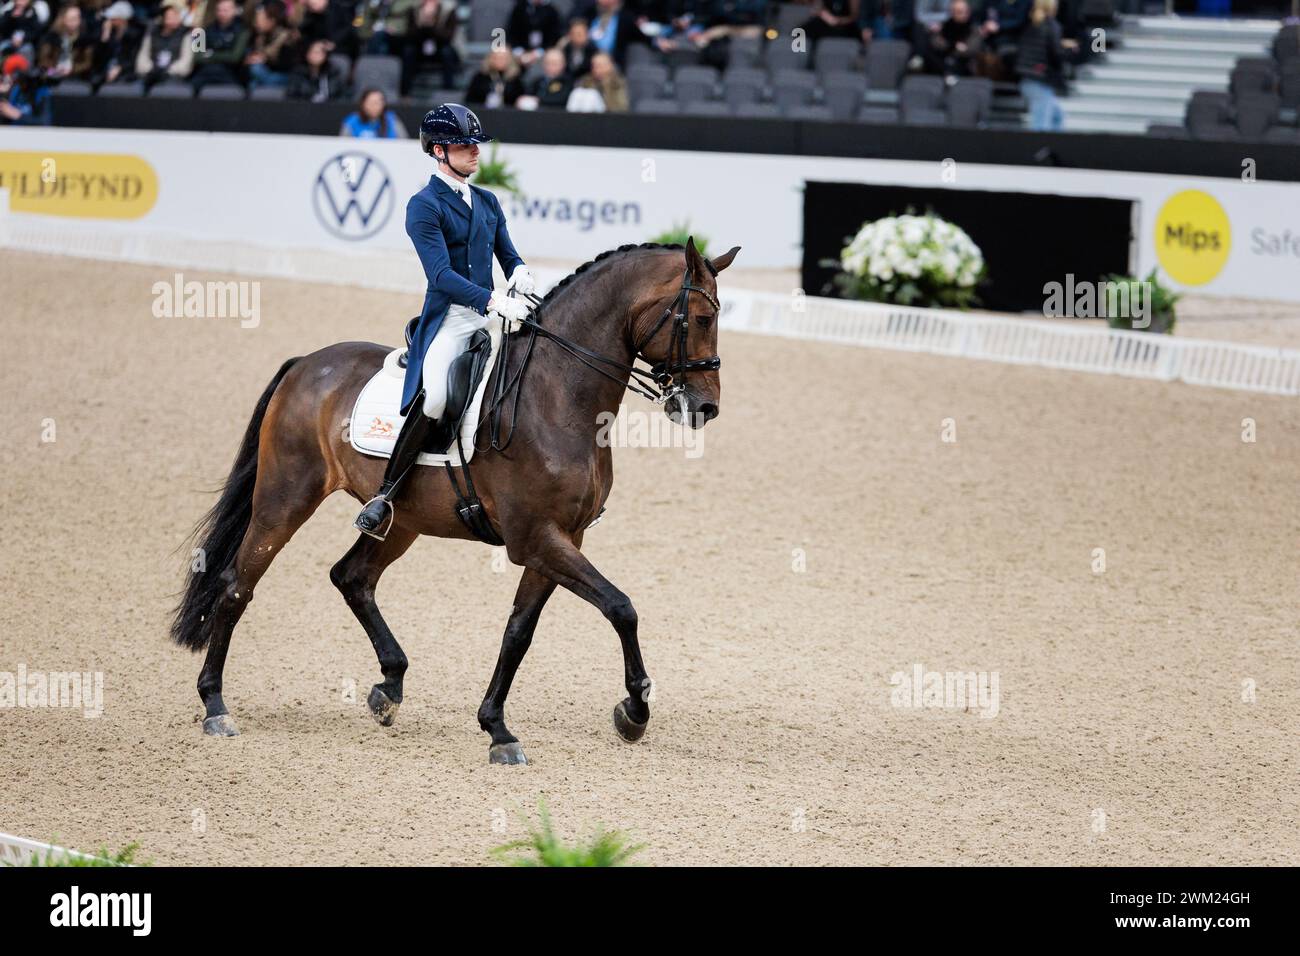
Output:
[709, 245, 741, 275]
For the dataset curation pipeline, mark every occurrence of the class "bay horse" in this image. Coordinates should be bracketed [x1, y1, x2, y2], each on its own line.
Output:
[170, 238, 740, 764]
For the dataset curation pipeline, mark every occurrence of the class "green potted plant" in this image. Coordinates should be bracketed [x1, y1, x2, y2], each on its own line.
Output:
[650, 221, 709, 254]
[471, 142, 521, 196]
[1101, 268, 1181, 334]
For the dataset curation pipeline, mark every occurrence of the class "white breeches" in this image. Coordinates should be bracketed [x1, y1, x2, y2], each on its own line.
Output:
[421, 303, 490, 419]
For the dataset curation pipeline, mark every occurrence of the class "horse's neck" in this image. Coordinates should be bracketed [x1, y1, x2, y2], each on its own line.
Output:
[528, 264, 640, 423]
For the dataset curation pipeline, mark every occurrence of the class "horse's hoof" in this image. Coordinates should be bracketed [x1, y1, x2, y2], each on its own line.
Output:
[612, 699, 648, 743]
[489, 742, 529, 765]
[202, 714, 239, 737]
[368, 686, 400, 727]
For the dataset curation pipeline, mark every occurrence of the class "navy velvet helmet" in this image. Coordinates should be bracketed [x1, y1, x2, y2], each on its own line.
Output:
[419, 104, 494, 156]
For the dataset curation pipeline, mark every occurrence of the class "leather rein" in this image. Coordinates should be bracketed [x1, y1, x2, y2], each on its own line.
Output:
[478, 263, 721, 453]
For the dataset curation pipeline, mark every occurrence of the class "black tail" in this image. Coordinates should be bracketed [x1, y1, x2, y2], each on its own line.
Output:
[170, 357, 301, 652]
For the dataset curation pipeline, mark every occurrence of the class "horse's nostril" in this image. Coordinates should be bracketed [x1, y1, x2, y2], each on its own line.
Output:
[697, 402, 719, 422]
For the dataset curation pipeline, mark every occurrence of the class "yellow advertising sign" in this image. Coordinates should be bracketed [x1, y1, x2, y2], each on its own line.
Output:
[1153, 189, 1231, 286]
[0, 150, 158, 219]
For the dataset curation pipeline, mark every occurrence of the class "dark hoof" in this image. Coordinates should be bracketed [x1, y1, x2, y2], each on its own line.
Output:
[612, 699, 648, 743]
[368, 685, 400, 727]
[489, 742, 529, 765]
[202, 714, 239, 737]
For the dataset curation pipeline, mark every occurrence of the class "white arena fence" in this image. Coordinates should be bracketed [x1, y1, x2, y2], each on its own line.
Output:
[0, 831, 98, 866]
[2, 202, 1297, 398]
[723, 291, 1300, 397]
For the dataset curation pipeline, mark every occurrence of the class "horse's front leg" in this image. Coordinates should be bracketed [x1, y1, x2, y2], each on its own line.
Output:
[478, 567, 556, 765]
[523, 527, 653, 745]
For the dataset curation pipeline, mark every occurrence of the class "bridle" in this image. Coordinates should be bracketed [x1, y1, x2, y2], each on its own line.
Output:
[479, 261, 722, 453]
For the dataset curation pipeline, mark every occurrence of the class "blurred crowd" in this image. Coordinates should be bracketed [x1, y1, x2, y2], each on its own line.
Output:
[1, 0, 1090, 127]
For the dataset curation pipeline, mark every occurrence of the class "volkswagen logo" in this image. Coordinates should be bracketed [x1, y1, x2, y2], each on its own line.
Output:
[313, 152, 395, 241]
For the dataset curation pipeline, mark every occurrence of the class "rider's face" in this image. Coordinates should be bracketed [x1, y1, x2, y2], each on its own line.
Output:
[439, 143, 480, 177]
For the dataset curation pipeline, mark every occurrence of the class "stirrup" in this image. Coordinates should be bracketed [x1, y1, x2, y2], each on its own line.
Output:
[354, 495, 394, 542]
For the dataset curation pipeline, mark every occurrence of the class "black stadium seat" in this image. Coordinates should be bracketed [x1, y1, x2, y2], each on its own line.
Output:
[149, 81, 194, 98]
[673, 66, 720, 103]
[821, 73, 867, 120]
[354, 55, 401, 100]
[98, 81, 146, 97]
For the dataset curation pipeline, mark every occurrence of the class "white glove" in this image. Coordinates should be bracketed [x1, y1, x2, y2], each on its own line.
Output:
[507, 264, 535, 295]
[488, 293, 531, 333]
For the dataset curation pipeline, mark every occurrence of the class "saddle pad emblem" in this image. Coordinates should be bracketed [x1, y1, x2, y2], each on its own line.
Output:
[349, 324, 503, 468]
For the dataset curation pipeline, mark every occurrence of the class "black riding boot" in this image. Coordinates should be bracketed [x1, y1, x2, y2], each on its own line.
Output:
[354, 401, 437, 540]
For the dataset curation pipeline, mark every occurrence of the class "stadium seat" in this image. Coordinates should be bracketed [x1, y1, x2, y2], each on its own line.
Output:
[815, 37, 862, 76]
[198, 84, 246, 100]
[468, 0, 513, 43]
[1236, 93, 1281, 139]
[947, 77, 992, 127]
[149, 81, 194, 99]
[733, 101, 782, 119]
[765, 41, 809, 74]
[1231, 65, 1276, 98]
[354, 55, 402, 100]
[821, 73, 866, 120]
[727, 34, 763, 69]
[55, 80, 93, 96]
[1263, 125, 1300, 144]
[627, 64, 669, 103]
[770, 69, 818, 111]
[97, 81, 146, 97]
[1275, 25, 1300, 63]
[865, 39, 909, 91]
[683, 100, 730, 117]
[633, 97, 677, 115]
[664, 47, 703, 70]
[900, 75, 946, 125]
[794, 103, 835, 121]
[625, 44, 661, 68]
[857, 104, 899, 124]
[1186, 90, 1234, 140]
[673, 65, 720, 103]
[250, 86, 287, 101]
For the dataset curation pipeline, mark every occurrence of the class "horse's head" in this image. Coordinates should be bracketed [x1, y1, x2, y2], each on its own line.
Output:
[632, 237, 740, 429]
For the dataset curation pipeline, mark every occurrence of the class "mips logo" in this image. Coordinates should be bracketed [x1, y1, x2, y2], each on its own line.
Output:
[1154, 189, 1231, 286]
[312, 151, 395, 240]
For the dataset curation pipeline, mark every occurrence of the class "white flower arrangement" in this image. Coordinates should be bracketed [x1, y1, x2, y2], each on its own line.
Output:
[826, 212, 987, 309]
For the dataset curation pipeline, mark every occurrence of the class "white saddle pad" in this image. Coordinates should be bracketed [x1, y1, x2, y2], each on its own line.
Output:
[348, 323, 502, 467]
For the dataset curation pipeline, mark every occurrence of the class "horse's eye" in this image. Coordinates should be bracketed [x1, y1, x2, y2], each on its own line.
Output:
[696, 313, 715, 329]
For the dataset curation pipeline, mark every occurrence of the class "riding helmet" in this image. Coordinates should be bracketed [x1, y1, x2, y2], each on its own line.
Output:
[419, 104, 494, 156]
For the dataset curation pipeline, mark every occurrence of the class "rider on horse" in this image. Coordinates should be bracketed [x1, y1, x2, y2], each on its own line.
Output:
[354, 103, 533, 540]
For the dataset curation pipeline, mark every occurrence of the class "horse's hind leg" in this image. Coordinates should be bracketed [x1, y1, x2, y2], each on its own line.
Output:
[478, 568, 557, 765]
[330, 527, 418, 727]
[197, 482, 322, 736]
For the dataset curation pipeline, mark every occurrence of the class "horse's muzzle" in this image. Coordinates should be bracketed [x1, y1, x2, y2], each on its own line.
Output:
[664, 392, 718, 429]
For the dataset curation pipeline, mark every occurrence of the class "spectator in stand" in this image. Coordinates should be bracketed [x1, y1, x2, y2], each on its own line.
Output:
[507, 0, 562, 68]
[245, 1, 295, 89]
[580, 0, 646, 69]
[294, 0, 356, 60]
[37, 5, 94, 81]
[135, 0, 194, 89]
[288, 35, 345, 98]
[1, 51, 50, 121]
[572, 49, 626, 111]
[340, 86, 407, 136]
[923, 0, 981, 77]
[92, 1, 141, 86]
[557, 15, 594, 77]
[176, 0, 207, 28]
[517, 45, 570, 108]
[404, 0, 457, 91]
[979, 0, 1031, 49]
[1, 0, 47, 60]
[859, 0, 917, 47]
[465, 46, 524, 108]
[357, 0, 417, 58]
[191, 0, 247, 88]
[802, 0, 860, 45]
[1016, 0, 1074, 130]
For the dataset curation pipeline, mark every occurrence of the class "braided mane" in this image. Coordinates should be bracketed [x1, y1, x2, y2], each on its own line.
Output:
[531, 242, 685, 320]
